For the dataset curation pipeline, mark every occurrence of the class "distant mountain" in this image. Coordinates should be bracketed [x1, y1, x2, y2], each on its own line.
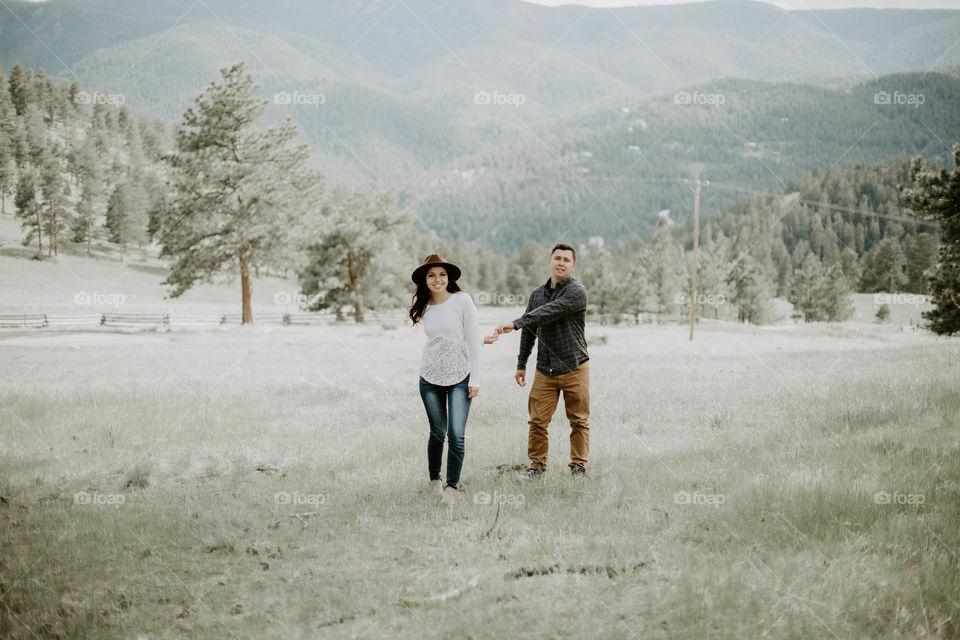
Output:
[2, 0, 959, 184]
[1, 0, 957, 252]
[410, 71, 960, 252]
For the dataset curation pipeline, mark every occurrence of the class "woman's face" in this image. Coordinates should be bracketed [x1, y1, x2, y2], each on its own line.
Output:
[425, 267, 448, 294]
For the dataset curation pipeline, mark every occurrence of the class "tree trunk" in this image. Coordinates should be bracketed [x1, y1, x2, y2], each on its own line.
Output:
[35, 207, 42, 258]
[240, 255, 254, 324]
[346, 243, 364, 323]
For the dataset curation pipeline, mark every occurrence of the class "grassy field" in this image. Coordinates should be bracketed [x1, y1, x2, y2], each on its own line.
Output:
[1, 320, 958, 639]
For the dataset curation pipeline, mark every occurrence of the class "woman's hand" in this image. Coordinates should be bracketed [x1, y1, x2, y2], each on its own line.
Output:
[468, 386, 479, 399]
[483, 332, 499, 345]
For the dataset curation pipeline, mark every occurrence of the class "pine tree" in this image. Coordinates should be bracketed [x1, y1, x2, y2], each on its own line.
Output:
[904, 233, 938, 295]
[696, 232, 733, 320]
[105, 180, 147, 260]
[507, 240, 549, 298]
[836, 246, 860, 287]
[0, 73, 14, 213]
[727, 252, 772, 324]
[160, 62, 323, 324]
[644, 220, 685, 316]
[477, 247, 509, 298]
[822, 263, 854, 322]
[788, 252, 827, 322]
[8, 64, 28, 117]
[622, 255, 655, 324]
[40, 146, 69, 257]
[859, 237, 907, 293]
[900, 143, 960, 335]
[298, 186, 411, 322]
[14, 170, 42, 257]
[69, 138, 103, 254]
[0, 132, 13, 214]
[580, 247, 620, 319]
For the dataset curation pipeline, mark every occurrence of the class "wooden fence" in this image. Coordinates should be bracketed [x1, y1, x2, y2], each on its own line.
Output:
[0, 310, 409, 330]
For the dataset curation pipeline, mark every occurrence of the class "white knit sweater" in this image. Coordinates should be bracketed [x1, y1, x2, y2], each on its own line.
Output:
[419, 292, 482, 387]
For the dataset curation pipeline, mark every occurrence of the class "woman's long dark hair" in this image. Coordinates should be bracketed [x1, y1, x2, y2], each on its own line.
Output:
[409, 279, 462, 325]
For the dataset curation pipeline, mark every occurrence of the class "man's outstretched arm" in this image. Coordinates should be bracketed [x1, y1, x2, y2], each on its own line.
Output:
[511, 281, 586, 331]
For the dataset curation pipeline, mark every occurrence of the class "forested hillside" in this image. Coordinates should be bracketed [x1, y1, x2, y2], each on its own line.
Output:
[2, 0, 959, 185]
[414, 72, 959, 254]
[0, 64, 171, 261]
[0, 61, 949, 327]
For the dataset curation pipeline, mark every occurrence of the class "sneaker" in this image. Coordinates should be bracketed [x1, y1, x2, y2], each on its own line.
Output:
[520, 467, 544, 480]
[442, 486, 457, 507]
[570, 466, 586, 477]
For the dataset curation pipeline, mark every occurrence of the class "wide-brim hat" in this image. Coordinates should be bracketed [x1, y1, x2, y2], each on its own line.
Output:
[411, 254, 462, 284]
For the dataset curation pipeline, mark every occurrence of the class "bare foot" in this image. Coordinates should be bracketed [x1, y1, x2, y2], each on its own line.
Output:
[442, 486, 457, 507]
[430, 479, 443, 494]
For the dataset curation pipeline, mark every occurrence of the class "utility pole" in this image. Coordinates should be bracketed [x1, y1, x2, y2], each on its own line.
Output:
[684, 178, 708, 341]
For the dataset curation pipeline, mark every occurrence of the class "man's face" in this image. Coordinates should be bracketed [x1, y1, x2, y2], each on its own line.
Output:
[549, 249, 576, 280]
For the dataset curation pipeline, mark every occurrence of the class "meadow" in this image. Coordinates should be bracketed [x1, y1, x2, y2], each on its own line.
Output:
[1, 318, 958, 639]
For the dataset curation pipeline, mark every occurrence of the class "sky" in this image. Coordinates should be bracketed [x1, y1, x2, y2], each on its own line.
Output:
[527, 0, 960, 8]
[18, 0, 960, 6]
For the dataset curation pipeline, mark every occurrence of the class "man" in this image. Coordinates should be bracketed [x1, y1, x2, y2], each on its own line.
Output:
[496, 243, 590, 478]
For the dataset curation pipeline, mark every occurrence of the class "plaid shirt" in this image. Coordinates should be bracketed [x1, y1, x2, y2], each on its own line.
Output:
[514, 276, 589, 376]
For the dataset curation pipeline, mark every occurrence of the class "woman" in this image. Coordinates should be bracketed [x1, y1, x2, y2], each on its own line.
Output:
[410, 254, 496, 506]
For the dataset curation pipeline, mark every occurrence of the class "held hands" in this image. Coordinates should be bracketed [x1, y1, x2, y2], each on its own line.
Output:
[495, 322, 515, 335]
[485, 324, 524, 388]
[483, 321, 514, 343]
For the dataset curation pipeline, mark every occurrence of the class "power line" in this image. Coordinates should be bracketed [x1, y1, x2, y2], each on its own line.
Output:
[700, 181, 940, 229]
[582, 176, 938, 228]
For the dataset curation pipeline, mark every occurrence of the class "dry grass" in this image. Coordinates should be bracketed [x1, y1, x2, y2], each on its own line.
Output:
[1, 322, 958, 639]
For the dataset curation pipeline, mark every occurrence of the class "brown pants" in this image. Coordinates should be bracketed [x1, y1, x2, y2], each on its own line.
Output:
[527, 361, 590, 470]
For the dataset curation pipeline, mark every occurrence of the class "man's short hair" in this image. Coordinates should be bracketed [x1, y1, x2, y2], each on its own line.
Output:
[551, 242, 576, 262]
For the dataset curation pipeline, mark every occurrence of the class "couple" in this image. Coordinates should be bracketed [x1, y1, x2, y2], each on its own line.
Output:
[409, 243, 590, 506]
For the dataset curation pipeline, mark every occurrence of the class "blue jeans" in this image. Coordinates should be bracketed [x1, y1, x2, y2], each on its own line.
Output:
[419, 375, 472, 490]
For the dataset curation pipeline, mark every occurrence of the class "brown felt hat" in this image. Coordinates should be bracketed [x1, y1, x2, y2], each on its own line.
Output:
[411, 254, 462, 284]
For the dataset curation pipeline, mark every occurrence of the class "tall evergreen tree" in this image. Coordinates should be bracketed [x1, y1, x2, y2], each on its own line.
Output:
[14, 170, 42, 257]
[0, 132, 13, 214]
[727, 252, 772, 324]
[160, 62, 323, 324]
[40, 146, 69, 257]
[859, 237, 907, 292]
[696, 231, 733, 320]
[298, 186, 411, 322]
[507, 240, 549, 298]
[580, 247, 620, 318]
[622, 255, 655, 324]
[835, 246, 861, 286]
[8, 63, 29, 117]
[105, 180, 147, 260]
[904, 233, 938, 295]
[69, 138, 104, 254]
[901, 143, 960, 335]
[822, 263, 854, 322]
[788, 252, 827, 322]
[643, 220, 686, 316]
